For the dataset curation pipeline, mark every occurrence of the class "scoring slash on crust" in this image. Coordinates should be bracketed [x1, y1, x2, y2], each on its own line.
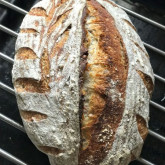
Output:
[12, 0, 154, 165]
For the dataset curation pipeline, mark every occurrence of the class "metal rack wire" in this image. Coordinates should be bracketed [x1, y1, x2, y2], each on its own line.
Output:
[0, 0, 165, 165]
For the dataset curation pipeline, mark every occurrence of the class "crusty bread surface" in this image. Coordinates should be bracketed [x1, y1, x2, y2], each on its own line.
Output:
[12, 0, 154, 165]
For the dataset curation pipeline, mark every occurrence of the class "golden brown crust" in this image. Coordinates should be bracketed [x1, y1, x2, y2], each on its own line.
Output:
[137, 70, 154, 97]
[29, 1, 56, 23]
[29, 7, 47, 17]
[136, 115, 148, 140]
[16, 48, 37, 60]
[47, 8, 71, 59]
[48, 10, 71, 34]
[50, 30, 69, 59]
[79, 0, 128, 164]
[15, 49, 50, 93]
[20, 29, 38, 33]
[15, 78, 47, 93]
[20, 110, 47, 122]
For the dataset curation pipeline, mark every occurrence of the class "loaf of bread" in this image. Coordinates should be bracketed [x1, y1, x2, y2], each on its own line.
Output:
[12, 0, 154, 164]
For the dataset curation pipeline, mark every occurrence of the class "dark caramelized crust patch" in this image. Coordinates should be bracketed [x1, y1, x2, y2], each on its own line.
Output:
[39, 146, 63, 155]
[137, 70, 154, 97]
[16, 48, 37, 60]
[79, 0, 128, 164]
[79, 6, 88, 144]
[20, 110, 47, 122]
[136, 115, 148, 140]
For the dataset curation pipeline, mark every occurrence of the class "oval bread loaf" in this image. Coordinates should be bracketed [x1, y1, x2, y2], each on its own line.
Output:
[12, 0, 154, 164]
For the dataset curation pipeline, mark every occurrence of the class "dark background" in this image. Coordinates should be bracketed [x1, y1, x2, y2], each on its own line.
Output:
[0, 0, 165, 164]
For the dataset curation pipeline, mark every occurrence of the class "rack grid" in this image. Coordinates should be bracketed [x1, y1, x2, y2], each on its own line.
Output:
[0, 0, 165, 165]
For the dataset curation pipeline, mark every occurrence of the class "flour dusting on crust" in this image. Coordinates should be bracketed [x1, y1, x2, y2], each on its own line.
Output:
[12, 0, 154, 164]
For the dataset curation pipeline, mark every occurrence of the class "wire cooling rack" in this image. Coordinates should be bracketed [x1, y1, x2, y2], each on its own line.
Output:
[0, 0, 165, 165]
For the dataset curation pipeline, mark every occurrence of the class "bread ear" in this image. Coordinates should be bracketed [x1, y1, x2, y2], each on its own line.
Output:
[79, 1, 129, 164]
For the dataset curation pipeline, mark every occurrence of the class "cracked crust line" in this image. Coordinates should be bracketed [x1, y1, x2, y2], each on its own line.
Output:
[78, 0, 128, 164]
